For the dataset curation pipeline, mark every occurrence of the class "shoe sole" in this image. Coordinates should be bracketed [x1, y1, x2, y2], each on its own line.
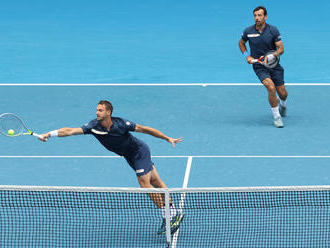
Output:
[274, 123, 284, 128]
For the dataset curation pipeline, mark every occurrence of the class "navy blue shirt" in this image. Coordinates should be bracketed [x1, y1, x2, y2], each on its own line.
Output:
[81, 117, 148, 157]
[241, 24, 281, 58]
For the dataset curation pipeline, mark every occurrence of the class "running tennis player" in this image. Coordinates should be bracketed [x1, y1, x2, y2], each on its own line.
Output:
[39, 100, 184, 235]
[239, 6, 288, 128]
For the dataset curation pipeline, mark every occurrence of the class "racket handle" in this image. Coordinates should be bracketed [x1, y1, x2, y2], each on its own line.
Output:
[251, 59, 258, 64]
[31, 132, 43, 139]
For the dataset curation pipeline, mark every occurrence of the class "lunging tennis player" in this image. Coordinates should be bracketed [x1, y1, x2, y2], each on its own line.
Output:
[239, 6, 288, 128]
[39, 100, 184, 235]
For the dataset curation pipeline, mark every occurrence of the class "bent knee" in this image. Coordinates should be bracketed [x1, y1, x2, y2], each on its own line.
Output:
[263, 79, 276, 93]
[277, 87, 288, 99]
[280, 90, 288, 99]
[150, 177, 166, 188]
[279, 93, 288, 100]
[138, 180, 152, 188]
[137, 174, 152, 188]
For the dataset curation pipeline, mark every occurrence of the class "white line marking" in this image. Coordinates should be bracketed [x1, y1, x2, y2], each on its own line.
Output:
[182, 156, 193, 188]
[1, 155, 330, 158]
[0, 83, 260, 86]
[0, 83, 330, 86]
[171, 156, 193, 248]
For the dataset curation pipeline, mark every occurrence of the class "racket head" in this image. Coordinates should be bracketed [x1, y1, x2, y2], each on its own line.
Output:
[0, 113, 30, 137]
[263, 50, 280, 69]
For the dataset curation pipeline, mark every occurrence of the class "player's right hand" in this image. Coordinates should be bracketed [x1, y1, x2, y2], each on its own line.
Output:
[248, 56, 264, 65]
[39, 133, 50, 142]
[246, 56, 255, 64]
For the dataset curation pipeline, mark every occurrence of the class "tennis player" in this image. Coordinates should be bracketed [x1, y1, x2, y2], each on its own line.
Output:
[39, 100, 184, 235]
[239, 6, 288, 128]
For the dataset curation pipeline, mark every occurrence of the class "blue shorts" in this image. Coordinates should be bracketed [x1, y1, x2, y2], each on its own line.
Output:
[124, 144, 154, 177]
[253, 64, 284, 86]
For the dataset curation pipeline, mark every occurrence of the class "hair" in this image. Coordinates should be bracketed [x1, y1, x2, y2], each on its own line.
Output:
[98, 100, 113, 115]
[253, 6, 267, 16]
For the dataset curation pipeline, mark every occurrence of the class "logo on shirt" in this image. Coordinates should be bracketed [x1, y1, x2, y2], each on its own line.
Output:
[126, 121, 131, 126]
[247, 34, 260, 38]
[91, 129, 108, 135]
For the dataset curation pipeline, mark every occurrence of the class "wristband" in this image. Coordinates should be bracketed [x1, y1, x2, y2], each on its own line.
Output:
[49, 130, 58, 137]
[243, 51, 249, 58]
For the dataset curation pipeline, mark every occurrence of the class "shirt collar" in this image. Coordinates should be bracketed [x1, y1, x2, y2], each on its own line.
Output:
[254, 23, 268, 34]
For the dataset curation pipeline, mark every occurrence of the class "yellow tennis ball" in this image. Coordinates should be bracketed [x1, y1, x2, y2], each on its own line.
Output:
[8, 129, 15, 135]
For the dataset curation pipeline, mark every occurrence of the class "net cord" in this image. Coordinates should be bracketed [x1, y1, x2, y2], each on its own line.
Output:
[1, 185, 330, 193]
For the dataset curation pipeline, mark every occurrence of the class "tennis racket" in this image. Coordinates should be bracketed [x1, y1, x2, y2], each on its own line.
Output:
[0, 113, 43, 139]
[251, 50, 280, 69]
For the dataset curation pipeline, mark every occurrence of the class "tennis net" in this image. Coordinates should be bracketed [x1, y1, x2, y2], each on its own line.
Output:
[1, 185, 330, 247]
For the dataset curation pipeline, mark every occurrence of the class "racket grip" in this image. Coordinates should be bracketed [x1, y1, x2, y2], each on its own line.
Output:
[31, 132, 43, 139]
[251, 59, 258, 64]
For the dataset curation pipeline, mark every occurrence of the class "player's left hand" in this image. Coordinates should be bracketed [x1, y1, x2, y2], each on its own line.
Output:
[168, 137, 183, 147]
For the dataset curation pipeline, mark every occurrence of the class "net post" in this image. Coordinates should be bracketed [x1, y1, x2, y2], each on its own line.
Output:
[164, 190, 172, 246]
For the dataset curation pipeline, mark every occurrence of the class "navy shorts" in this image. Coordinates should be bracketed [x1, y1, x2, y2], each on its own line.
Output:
[253, 64, 284, 86]
[124, 144, 154, 177]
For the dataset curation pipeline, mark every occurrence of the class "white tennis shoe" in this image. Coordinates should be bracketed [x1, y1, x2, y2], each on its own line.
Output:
[274, 117, 284, 128]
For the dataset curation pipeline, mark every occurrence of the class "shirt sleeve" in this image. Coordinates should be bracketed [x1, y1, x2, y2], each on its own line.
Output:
[121, 118, 136, 132]
[81, 120, 94, 134]
[241, 28, 248, 42]
[272, 26, 282, 42]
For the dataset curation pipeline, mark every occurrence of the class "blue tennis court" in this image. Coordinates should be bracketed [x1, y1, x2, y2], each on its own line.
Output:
[1, 85, 330, 188]
[1, 0, 330, 247]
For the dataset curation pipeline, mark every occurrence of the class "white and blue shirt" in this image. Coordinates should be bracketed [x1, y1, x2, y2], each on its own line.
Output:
[241, 24, 282, 58]
[81, 117, 148, 157]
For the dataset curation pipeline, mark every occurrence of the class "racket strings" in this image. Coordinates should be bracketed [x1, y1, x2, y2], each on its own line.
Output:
[0, 114, 26, 136]
[263, 51, 280, 68]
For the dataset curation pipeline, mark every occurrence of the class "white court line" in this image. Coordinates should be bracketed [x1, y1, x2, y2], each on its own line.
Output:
[0, 83, 259, 86]
[171, 156, 193, 248]
[182, 156, 193, 188]
[0, 83, 330, 86]
[1, 155, 330, 158]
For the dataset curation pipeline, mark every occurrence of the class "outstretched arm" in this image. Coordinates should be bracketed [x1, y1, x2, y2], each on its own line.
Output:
[39, 127, 84, 142]
[135, 124, 183, 147]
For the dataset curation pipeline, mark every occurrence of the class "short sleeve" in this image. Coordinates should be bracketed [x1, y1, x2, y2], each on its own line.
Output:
[81, 120, 94, 134]
[241, 28, 248, 42]
[272, 26, 282, 42]
[121, 118, 136, 132]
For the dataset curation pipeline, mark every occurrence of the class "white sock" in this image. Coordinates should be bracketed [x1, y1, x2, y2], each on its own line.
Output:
[170, 203, 177, 219]
[160, 203, 177, 220]
[271, 106, 281, 119]
[279, 98, 287, 107]
[161, 207, 166, 219]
